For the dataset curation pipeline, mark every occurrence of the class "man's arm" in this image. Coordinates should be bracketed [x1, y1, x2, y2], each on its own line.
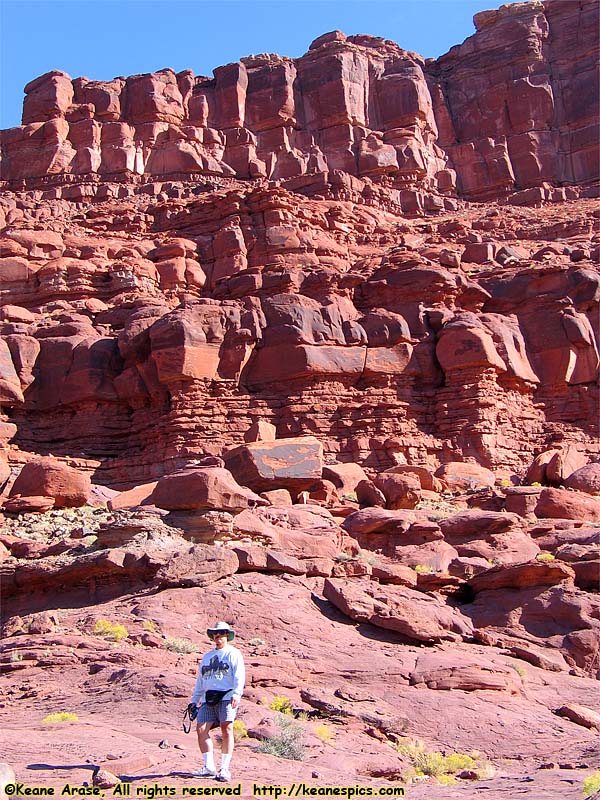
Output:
[190, 662, 204, 705]
[230, 649, 245, 707]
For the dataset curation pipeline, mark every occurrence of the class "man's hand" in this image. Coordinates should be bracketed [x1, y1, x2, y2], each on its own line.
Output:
[230, 697, 239, 708]
[187, 703, 197, 715]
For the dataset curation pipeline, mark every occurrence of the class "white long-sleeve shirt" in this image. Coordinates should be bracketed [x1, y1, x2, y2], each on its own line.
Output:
[190, 644, 245, 705]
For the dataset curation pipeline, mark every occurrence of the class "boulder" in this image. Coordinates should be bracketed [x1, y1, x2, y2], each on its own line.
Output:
[225, 436, 324, 492]
[108, 482, 157, 510]
[565, 463, 600, 496]
[409, 652, 521, 693]
[439, 510, 522, 538]
[535, 488, 600, 521]
[323, 577, 473, 642]
[468, 560, 575, 594]
[9, 457, 91, 508]
[546, 448, 589, 485]
[322, 462, 369, 496]
[355, 479, 386, 508]
[383, 464, 444, 492]
[524, 450, 559, 485]
[2, 495, 55, 514]
[155, 545, 239, 588]
[373, 471, 421, 509]
[435, 462, 496, 491]
[150, 467, 267, 512]
[504, 486, 542, 517]
[555, 704, 600, 730]
[342, 507, 416, 537]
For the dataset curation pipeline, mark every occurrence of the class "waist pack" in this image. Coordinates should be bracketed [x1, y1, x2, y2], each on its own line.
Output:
[205, 689, 229, 706]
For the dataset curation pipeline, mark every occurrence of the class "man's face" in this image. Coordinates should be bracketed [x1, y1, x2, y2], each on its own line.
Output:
[212, 632, 228, 649]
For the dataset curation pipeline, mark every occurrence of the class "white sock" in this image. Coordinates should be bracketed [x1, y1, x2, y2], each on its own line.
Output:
[203, 752, 215, 771]
[221, 753, 232, 771]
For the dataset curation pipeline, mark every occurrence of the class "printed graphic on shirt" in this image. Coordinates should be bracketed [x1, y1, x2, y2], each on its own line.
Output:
[201, 654, 231, 679]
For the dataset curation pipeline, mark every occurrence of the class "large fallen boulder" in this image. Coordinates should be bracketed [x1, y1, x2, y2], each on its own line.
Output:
[564, 463, 600, 495]
[149, 467, 267, 512]
[225, 436, 324, 492]
[409, 651, 522, 693]
[8, 457, 91, 508]
[468, 560, 575, 594]
[322, 462, 369, 496]
[323, 577, 473, 642]
[535, 487, 600, 521]
[440, 510, 539, 565]
[545, 448, 589, 485]
[435, 462, 495, 491]
[439, 510, 522, 537]
[373, 471, 421, 509]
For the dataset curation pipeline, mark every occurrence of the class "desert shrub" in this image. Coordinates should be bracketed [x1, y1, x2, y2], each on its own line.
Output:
[164, 637, 198, 654]
[536, 552, 555, 562]
[413, 750, 448, 777]
[357, 551, 379, 566]
[508, 662, 527, 680]
[269, 695, 294, 715]
[444, 753, 476, 772]
[437, 774, 457, 785]
[257, 717, 305, 761]
[583, 772, 600, 798]
[335, 553, 353, 563]
[413, 564, 434, 574]
[142, 619, 157, 633]
[42, 712, 78, 724]
[233, 720, 248, 741]
[248, 637, 265, 647]
[94, 619, 128, 642]
[314, 723, 334, 743]
[396, 739, 492, 782]
[341, 492, 358, 502]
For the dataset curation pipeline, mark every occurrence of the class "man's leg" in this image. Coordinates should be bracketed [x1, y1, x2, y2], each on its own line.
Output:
[196, 721, 216, 774]
[220, 721, 234, 762]
[218, 722, 234, 778]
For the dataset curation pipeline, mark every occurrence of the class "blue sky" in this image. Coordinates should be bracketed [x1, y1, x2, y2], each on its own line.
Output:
[0, 0, 522, 130]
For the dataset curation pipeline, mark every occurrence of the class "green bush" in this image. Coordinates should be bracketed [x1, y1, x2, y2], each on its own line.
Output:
[257, 718, 305, 761]
[94, 619, 128, 642]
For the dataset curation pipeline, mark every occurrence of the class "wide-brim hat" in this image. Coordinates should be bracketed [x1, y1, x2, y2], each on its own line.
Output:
[207, 621, 235, 641]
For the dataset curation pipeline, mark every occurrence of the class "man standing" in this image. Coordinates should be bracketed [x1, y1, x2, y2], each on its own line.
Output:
[190, 621, 245, 782]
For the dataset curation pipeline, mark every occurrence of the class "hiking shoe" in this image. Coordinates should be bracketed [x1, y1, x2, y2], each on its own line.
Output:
[215, 768, 231, 783]
[194, 767, 216, 778]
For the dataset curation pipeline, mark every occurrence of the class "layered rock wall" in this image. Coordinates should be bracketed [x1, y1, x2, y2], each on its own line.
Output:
[0, 0, 598, 487]
[1, 0, 598, 200]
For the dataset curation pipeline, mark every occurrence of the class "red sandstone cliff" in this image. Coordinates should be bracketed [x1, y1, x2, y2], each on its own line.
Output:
[1, 0, 598, 199]
[0, 0, 598, 487]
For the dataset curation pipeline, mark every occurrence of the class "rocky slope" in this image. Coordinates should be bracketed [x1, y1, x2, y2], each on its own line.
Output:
[1, 0, 599, 797]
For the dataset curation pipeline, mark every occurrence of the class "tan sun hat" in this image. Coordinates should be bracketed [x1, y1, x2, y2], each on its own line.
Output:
[207, 621, 235, 641]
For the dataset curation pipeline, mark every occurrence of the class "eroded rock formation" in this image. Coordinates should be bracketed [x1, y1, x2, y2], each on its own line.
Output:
[0, 4, 598, 492]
